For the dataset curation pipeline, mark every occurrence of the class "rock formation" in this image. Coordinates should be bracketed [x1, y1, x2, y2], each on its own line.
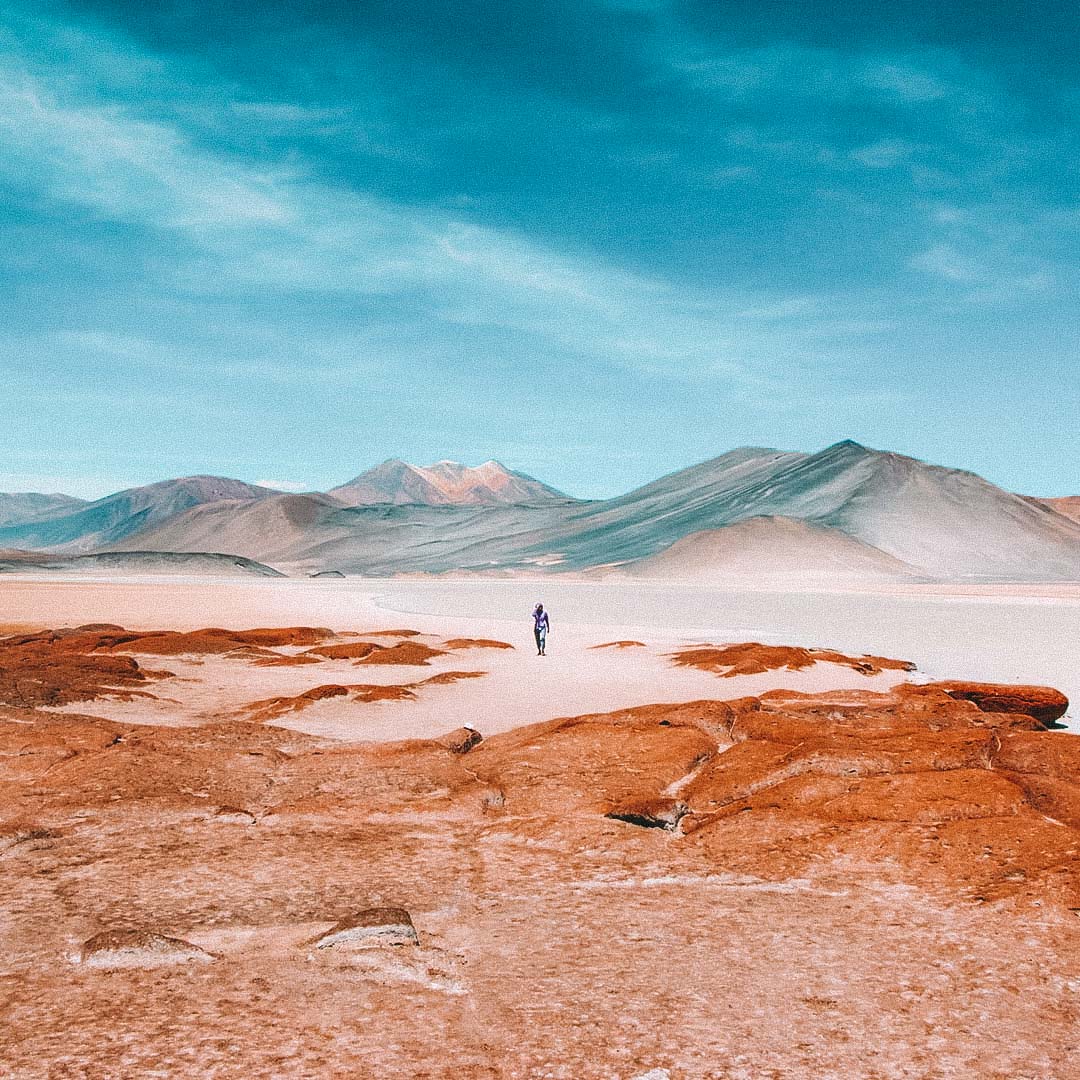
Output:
[1, 625, 1076, 1077]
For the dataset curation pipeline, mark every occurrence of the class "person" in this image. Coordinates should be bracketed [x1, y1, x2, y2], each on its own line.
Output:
[532, 602, 550, 655]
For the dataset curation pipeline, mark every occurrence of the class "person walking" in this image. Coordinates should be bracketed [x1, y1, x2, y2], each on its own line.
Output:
[532, 602, 550, 655]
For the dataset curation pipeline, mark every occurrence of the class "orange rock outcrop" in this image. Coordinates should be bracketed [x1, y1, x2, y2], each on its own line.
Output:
[1, 625, 1076, 1077]
[669, 641, 917, 677]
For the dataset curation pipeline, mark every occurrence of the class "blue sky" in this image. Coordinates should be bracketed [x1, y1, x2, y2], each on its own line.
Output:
[1, 0, 1077, 499]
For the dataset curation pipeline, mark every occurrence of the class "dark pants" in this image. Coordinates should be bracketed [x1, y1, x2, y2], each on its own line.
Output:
[534, 627, 546, 652]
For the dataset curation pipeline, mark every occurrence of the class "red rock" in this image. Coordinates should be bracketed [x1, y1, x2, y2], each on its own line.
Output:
[0, 632, 171, 708]
[80, 930, 213, 968]
[356, 641, 446, 666]
[669, 642, 915, 677]
[305, 637, 449, 664]
[3, 624, 1079, 1078]
[106, 627, 335, 655]
[443, 638, 515, 650]
[419, 670, 487, 686]
[305, 641, 384, 659]
[250, 653, 323, 667]
[930, 681, 1069, 726]
[309, 907, 418, 948]
[437, 727, 483, 754]
[351, 684, 419, 703]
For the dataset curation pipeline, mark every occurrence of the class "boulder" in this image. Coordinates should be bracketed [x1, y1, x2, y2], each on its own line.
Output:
[80, 930, 213, 968]
[309, 907, 419, 949]
[438, 726, 483, 754]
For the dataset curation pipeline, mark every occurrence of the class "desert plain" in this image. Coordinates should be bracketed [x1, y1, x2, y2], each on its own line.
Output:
[1, 574, 1078, 1079]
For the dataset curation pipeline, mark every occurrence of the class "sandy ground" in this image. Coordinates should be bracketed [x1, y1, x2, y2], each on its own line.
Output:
[0, 574, 1074, 732]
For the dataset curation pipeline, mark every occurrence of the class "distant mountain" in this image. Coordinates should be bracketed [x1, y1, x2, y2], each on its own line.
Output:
[0, 476, 277, 553]
[1035, 497, 1080, 525]
[611, 516, 922, 584]
[108, 493, 574, 575]
[6, 444, 1080, 581]
[0, 492, 87, 528]
[528, 446, 808, 566]
[541, 441, 1080, 580]
[329, 459, 576, 507]
[0, 550, 283, 577]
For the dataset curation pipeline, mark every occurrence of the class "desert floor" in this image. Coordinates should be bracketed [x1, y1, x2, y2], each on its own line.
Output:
[0, 574, 1075, 731]
[1, 575, 1078, 1079]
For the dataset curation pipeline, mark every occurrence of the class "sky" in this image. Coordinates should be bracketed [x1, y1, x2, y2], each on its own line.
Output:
[0, 0, 1077, 500]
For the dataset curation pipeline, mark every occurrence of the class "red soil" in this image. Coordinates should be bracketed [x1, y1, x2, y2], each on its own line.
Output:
[303, 641, 384, 660]
[107, 627, 336, 655]
[443, 638, 515, 651]
[590, 640, 647, 649]
[355, 641, 447, 666]
[239, 672, 488, 723]
[0, 629, 172, 708]
[669, 641, 916, 677]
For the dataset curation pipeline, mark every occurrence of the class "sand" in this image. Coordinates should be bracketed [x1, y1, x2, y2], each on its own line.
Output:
[0, 574, 1074, 733]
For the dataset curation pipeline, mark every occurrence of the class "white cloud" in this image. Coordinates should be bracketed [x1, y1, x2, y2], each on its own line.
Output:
[0, 16, 920, 406]
[850, 138, 913, 169]
[910, 243, 981, 282]
[858, 62, 950, 103]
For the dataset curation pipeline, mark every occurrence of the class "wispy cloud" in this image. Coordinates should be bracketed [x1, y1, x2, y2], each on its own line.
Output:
[910, 242, 981, 282]
[0, 4, 1077, 498]
[0, 22, 893, 402]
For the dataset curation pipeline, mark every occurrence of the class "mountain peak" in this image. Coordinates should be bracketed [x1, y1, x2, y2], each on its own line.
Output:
[329, 459, 574, 507]
[824, 439, 873, 454]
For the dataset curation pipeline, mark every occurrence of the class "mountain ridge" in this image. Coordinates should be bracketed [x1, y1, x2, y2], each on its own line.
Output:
[0, 476, 278, 553]
[2, 443, 1079, 581]
[0, 492, 89, 528]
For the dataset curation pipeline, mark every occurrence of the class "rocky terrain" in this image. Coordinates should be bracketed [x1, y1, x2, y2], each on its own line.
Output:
[0, 622, 1076, 1078]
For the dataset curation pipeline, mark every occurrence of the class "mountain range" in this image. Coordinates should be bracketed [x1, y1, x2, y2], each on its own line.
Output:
[0, 445, 1077, 582]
